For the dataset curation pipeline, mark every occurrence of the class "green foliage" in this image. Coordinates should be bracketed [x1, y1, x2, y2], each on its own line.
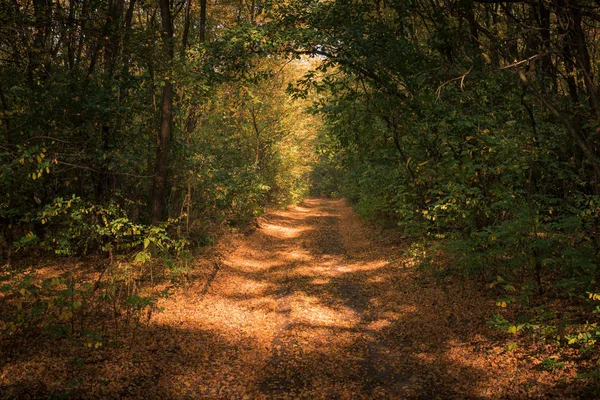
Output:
[173, 60, 318, 232]
[297, 15, 600, 307]
[540, 357, 566, 371]
[310, 133, 346, 198]
[0, 0, 318, 266]
[13, 196, 186, 258]
[270, 3, 600, 365]
[4, 1, 600, 385]
[0, 265, 170, 350]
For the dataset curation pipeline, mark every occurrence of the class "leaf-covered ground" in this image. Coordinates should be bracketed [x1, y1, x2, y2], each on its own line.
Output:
[1, 198, 595, 398]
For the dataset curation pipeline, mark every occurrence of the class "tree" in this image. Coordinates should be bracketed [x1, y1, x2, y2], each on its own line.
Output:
[152, 0, 176, 224]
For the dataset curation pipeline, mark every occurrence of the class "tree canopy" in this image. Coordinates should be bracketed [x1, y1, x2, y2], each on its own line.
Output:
[3, 0, 600, 395]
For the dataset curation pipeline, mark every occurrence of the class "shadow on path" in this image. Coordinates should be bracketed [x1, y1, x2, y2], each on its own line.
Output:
[2, 198, 578, 399]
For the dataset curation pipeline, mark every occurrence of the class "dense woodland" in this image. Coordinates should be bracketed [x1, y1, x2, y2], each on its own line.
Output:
[3, 0, 600, 396]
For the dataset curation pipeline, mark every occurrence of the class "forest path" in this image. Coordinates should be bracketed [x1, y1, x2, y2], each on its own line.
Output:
[0, 198, 585, 399]
[145, 198, 502, 399]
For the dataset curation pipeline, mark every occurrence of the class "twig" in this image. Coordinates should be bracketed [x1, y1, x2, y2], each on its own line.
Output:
[436, 65, 473, 100]
[499, 53, 545, 70]
[91, 260, 111, 294]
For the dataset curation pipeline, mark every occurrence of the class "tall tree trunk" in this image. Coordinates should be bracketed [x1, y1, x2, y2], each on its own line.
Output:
[152, 0, 175, 224]
[182, 0, 192, 56]
[183, 0, 207, 136]
[562, 37, 580, 104]
[104, 0, 126, 77]
[567, 2, 599, 117]
[535, 1, 555, 93]
[122, 0, 137, 78]
[67, 0, 76, 72]
[152, 82, 174, 223]
[28, 0, 51, 85]
[199, 0, 207, 43]
[0, 85, 11, 146]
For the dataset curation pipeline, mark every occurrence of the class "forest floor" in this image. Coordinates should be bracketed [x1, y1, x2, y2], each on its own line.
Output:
[1, 198, 595, 399]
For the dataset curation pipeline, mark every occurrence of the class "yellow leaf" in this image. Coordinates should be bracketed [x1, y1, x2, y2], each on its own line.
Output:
[94, 342, 102, 349]
[508, 326, 517, 334]
[60, 310, 73, 321]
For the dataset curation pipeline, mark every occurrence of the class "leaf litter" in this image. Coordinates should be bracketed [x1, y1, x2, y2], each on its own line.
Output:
[0, 198, 596, 398]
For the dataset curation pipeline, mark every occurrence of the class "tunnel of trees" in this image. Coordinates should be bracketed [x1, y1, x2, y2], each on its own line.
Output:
[3, 0, 600, 395]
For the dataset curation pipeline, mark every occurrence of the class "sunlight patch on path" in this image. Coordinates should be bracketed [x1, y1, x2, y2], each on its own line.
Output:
[148, 198, 499, 399]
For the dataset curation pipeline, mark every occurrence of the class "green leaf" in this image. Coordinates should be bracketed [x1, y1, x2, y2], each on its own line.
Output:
[134, 251, 151, 264]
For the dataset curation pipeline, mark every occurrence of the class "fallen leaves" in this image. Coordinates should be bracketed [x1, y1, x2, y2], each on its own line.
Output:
[0, 199, 596, 398]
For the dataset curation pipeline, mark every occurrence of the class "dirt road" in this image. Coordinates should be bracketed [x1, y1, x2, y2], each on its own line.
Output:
[1, 198, 589, 399]
[142, 198, 505, 399]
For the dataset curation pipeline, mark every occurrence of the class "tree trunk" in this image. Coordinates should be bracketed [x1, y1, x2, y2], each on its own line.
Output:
[0, 85, 11, 146]
[152, 0, 175, 224]
[571, 6, 599, 118]
[28, 0, 51, 85]
[152, 82, 174, 224]
[535, 1, 555, 93]
[104, 0, 125, 77]
[122, 0, 137, 79]
[182, 0, 192, 55]
[200, 0, 207, 43]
